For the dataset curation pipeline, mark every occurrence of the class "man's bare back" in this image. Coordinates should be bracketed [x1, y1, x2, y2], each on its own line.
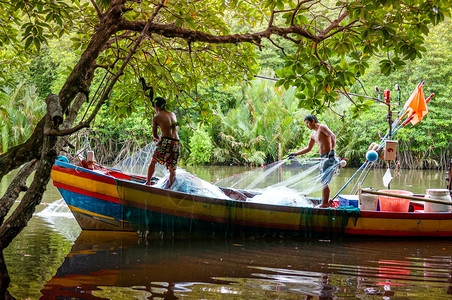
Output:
[153, 110, 179, 141]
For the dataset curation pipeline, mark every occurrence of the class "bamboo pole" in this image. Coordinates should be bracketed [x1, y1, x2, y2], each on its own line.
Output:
[360, 189, 452, 206]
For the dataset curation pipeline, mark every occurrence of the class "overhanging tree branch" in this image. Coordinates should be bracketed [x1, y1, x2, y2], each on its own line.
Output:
[45, 2, 163, 137]
[119, 20, 320, 44]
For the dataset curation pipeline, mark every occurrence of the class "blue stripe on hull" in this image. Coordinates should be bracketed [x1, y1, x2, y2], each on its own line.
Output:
[58, 188, 131, 231]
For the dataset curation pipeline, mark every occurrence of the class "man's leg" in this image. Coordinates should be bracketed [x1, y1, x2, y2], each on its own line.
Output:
[146, 158, 157, 185]
[321, 184, 331, 207]
[168, 166, 176, 188]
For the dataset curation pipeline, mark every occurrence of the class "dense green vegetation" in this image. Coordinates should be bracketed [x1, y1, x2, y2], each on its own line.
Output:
[339, 18, 452, 169]
[0, 82, 45, 153]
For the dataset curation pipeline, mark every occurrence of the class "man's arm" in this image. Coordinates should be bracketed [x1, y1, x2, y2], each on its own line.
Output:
[331, 132, 336, 150]
[152, 117, 160, 142]
[294, 135, 315, 156]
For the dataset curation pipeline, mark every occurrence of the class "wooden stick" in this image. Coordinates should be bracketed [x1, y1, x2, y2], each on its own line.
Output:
[360, 189, 452, 206]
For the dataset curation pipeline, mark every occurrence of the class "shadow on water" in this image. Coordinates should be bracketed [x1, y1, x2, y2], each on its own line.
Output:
[37, 231, 452, 299]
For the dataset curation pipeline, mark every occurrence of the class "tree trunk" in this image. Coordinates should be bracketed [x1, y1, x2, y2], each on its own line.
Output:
[0, 251, 15, 300]
[0, 114, 58, 249]
[0, 161, 37, 225]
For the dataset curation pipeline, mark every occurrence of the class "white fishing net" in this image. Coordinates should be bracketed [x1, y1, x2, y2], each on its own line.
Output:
[113, 143, 341, 207]
[112, 143, 167, 178]
[154, 169, 231, 200]
[214, 157, 340, 193]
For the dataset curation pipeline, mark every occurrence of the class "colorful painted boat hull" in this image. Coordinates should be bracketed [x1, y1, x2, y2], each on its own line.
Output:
[116, 179, 452, 238]
[51, 160, 134, 231]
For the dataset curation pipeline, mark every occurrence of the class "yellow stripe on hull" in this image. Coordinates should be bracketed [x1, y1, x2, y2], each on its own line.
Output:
[347, 214, 452, 234]
[68, 205, 116, 221]
[51, 169, 118, 198]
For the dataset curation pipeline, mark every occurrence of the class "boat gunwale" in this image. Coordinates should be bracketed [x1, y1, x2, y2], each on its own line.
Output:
[115, 178, 338, 215]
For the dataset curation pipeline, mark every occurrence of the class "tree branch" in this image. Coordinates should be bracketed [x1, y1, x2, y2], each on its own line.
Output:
[0, 0, 129, 179]
[0, 161, 37, 225]
[46, 1, 164, 137]
[90, 0, 103, 19]
[119, 19, 320, 44]
[319, 10, 351, 39]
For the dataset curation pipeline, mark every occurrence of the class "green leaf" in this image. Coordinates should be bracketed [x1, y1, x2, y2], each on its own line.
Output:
[24, 36, 33, 49]
[34, 37, 41, 52]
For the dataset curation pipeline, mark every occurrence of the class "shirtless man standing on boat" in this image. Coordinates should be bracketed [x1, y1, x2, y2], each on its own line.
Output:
[145, 97, 180, 187]
[288, 115, 338, 208]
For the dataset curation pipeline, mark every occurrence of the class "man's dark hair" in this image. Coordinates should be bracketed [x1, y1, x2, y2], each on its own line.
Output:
[304, 114, 318, 123]
[154, 97, 166, 109]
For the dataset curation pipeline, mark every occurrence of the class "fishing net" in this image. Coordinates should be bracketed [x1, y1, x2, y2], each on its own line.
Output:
[213, 156, 341, 207]
[112, 143, 341, 207]
[112, 143, 167, 178]
[154, 170, 231, 200]
[214, 157, 340, 194]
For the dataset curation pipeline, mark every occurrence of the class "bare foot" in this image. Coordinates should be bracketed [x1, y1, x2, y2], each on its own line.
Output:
[318, 200, 333, 208]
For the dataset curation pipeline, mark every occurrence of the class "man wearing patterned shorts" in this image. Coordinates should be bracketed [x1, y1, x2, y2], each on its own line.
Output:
[152, 137, 180, 171]
[146, 97, 180, 187]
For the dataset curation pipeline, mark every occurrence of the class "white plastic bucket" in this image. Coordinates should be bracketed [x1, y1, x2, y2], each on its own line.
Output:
[86, 150, 95, 162]
[359, 193, 378, 211]
[425, 189, 451, 212]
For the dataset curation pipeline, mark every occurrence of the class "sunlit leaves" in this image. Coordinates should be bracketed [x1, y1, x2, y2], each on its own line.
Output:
[264, 0, 452, 112]
[3, 0, 451, 123]
[0, 82, 45, 152]
[1, 0, 78, 55]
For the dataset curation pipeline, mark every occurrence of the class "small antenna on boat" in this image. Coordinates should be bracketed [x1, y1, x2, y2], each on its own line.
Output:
[394, 83, 401, 105]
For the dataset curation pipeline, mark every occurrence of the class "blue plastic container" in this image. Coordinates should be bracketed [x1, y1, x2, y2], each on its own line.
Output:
[338, 195, 359, 207]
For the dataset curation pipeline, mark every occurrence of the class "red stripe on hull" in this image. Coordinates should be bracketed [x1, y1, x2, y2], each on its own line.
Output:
[52, 165, 117, 184]
[344, 228, 452, 237]
[360, 210, 452, 219]
[54, 182, 120, 204]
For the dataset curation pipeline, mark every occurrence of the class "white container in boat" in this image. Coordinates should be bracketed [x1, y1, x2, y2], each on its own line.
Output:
[86, 150, 95, 162]
[424, 189, 451, 212]
[359, 193, 378, 211]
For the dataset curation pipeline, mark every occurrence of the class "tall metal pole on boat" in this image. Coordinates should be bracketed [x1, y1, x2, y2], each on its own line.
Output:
[384, 89, 392, 189]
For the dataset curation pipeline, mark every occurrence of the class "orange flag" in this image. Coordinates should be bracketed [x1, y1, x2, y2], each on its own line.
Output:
[404, 83, 428, 125]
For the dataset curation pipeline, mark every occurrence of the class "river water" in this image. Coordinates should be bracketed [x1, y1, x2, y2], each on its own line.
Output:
[1, 166, 452, 299]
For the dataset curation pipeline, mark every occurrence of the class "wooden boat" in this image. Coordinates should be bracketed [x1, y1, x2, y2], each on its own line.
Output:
[52, 160, 452, 237]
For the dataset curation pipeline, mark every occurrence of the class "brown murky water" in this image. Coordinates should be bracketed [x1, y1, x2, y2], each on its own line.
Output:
[2, 167, 451, 299]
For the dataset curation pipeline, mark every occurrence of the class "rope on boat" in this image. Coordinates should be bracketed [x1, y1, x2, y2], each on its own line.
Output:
[327, 206, 360, 235]
[303, 207, 313, 238]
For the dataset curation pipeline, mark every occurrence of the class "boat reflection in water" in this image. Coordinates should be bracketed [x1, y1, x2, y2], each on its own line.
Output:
[41, 231, 452, 299]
